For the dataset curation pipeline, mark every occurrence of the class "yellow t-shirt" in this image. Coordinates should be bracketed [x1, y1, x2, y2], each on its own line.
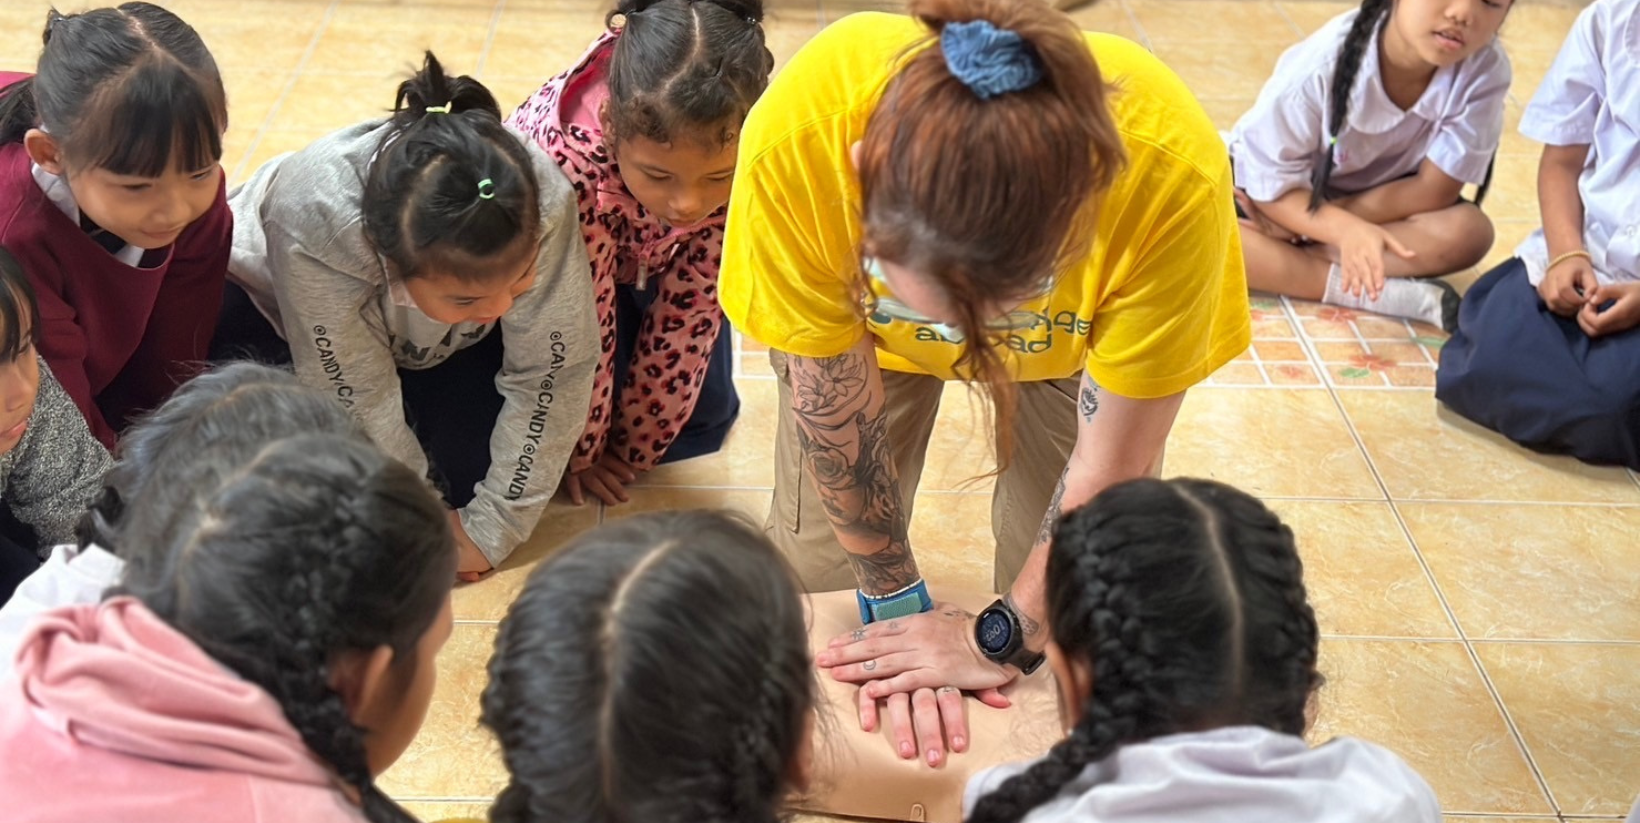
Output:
[720, 13, 1250, 399]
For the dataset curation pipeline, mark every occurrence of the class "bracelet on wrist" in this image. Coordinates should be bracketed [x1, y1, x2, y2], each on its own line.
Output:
[1546, 249, 1591, 273]
[856, 579, 934, 624]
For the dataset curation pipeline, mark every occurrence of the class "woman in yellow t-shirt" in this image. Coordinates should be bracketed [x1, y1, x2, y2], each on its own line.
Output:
[719, 0, 1249, 762]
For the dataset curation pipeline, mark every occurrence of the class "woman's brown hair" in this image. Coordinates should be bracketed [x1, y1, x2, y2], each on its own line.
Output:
[857, 0, 1125, 466]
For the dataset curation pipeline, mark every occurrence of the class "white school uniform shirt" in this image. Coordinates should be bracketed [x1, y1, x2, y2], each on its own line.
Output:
[1227, 9, 1510, 202]
[964, 726, 1442, 823]
[0, 543, 124, 677]
[1514, 0, 1640, 287]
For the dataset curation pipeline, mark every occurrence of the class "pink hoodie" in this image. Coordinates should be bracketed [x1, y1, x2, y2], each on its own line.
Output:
[0, 597, 367, 822]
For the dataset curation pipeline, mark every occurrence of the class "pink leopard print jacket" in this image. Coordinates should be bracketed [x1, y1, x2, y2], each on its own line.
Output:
[507, 31, 728, 473]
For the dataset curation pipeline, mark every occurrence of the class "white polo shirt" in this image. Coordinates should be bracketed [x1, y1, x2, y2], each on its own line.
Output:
[1514, 0, 1640, 287]
[1227, 9, 1510, 202]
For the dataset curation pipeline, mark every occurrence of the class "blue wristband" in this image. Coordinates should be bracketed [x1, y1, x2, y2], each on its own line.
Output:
[857, 579, 934, 624]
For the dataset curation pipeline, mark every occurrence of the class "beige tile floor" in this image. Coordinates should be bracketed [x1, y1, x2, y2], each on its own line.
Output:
[5, 0, 1636, 819]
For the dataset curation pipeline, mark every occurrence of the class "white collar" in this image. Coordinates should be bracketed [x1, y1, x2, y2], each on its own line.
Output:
[30, 162, 144, 266]
[1344, 19, 1463, 136]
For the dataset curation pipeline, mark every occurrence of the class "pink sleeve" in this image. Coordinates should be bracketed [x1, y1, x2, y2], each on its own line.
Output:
[609, 225, 727, 471]
[571, 243, 619, 474]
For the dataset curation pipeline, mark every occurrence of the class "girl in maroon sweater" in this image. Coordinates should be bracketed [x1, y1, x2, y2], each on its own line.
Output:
[0, 3, 232, 447]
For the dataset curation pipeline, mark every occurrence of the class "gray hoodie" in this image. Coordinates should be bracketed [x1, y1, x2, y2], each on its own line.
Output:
[0, 359, 110, 549]
[228, 121, 597, 566]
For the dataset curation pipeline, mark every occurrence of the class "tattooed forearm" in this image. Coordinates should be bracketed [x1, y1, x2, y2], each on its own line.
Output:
[1003, 591, 1043, 639]
[1033, 470, 1069, 549]
[790, 349, 920, 596]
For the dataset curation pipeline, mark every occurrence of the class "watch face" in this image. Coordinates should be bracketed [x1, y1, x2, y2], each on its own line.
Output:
[977, 608, 1013, 655]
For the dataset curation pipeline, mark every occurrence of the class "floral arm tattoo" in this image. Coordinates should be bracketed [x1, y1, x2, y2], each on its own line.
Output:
[789, 350, 920, 596]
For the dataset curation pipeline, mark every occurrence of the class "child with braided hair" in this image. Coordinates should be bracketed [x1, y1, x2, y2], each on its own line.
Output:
[0, 433, 456, 823]
[964, 478, 1440, 823]
[477, 510, 815, 823]
[0, 361, 366, 674]
[1228, 0, 1512, 329]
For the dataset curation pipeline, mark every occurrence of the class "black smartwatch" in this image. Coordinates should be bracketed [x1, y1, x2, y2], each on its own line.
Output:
[974, 598, 1045, 675]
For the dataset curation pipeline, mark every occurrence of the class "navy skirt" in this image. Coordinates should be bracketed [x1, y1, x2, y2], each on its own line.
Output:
[1437, 258, 1640, 470]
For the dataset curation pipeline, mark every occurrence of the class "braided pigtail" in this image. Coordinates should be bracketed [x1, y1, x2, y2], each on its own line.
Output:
[967, 500, 1186, 823]
[483, 511, 813, 823]
[1176, 480, 1319, 735]
[1310, 0, 1392, 211]
[116, 435, 455, 823]
[967, 478, 1322, 823]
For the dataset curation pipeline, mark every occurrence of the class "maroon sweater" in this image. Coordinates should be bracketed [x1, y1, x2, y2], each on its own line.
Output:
[0, 133, 231, 446]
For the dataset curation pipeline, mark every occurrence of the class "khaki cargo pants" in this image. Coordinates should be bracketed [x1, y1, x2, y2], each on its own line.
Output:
[765, 350, 1080, 594]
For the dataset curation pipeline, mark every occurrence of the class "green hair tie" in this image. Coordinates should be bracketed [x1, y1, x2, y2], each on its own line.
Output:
[477, 178, 496, 200]
[426, 102, 453, 114]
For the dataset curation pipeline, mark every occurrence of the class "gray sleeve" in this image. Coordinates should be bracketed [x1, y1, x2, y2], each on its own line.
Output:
[459, 152, 598, 565]
[262, 219, 432, 481]
[4, 361, 112, 548]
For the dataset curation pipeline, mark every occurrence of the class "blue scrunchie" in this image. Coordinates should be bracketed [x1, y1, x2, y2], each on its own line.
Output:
[940, 20, 1044, 100]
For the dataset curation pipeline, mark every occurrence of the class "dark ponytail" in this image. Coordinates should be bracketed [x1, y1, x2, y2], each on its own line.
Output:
[603, 0, 774, 147]
[115, 435, 455, 823]
[362, 52, 541, 282]
[1309, 0, 1391, 212]
[0, 3, 225, 177]
[482, 510, 814, 823]
[72, 362, 364, 554]
[966, 479, 1320, 823]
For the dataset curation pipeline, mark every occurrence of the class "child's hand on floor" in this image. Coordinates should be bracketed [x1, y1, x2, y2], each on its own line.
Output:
[448, 509, 494, 582]
[1339, 221, 1415, 300]
[1539, 256, 1599, 316]
[563, 452, 641, 507]
[1577, 281, 1640, 338]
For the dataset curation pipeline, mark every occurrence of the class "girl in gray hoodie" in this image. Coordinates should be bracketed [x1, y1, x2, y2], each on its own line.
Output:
[218, 53, 597, 579]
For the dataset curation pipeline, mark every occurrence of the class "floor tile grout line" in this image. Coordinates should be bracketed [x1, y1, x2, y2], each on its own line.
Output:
[1390, 495, 1563, 814]
[1276, 295, 1564, 806]
[230, 0, 339, 183]
[1116, 0, 1153, 51]
[1405, 316, 1440, 367]
[1346, 310, 1393, 388]
[471, 0, 509, 77]
[1245, 339, 1273, 384]
[1269, 0, 1306, 38]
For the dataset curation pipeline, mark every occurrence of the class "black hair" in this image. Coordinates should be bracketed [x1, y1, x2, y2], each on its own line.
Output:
[0, 3, 226, 177]
[362, 52, 541, 283]
[0, 247, 41, 363]
[482, 510, 814, 823]
[115, 434, 455, 823]
[967, 478, 1322, 823]
[74, 362, 364, 554]
[604, 0, 774, 148]
[1309, 0, 1391, 212]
